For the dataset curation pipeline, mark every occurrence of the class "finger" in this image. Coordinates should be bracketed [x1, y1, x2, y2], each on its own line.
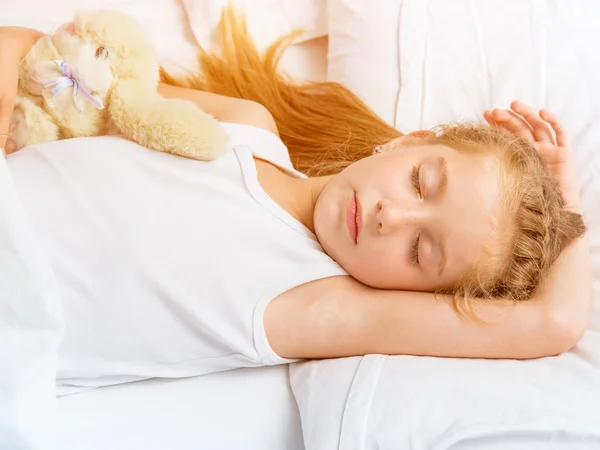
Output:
[483, 110, 494, 125]
[510, 101, 555, 144]
[483, 110, 498, 126]
[485, 108, 532, 140]
[534, 141, 568, 166]
[540, 109, 569, 148]
[490, 108, 536, 143]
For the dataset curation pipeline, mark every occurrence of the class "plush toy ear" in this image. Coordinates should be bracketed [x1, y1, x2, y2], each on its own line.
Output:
[61, 22, 77, 36]
[109, 80, 229, 160]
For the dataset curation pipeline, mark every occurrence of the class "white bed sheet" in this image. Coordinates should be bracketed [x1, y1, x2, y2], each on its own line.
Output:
[56, 365, 304, 450]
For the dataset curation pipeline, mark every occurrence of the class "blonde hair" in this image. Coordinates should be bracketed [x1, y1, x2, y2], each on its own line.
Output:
[162, 8, 586, 310]
[410, 126, 585, 311]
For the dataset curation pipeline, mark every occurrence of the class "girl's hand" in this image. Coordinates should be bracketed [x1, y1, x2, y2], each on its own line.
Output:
[483, 101, 581, 212]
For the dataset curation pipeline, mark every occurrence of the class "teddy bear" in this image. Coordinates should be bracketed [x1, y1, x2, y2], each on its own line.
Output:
[8, 10, 229, 160]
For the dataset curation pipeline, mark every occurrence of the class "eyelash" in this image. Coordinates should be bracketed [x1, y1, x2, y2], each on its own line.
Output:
[410, 232, 420, 266]
[411, 165, 422, 197]
[410, 165, 422, 266]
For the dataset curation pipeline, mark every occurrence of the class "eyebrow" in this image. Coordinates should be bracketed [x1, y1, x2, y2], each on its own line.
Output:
[437, 156, 448, 197]
[437, 233, 447, 277]
[435, 157, 448, 276]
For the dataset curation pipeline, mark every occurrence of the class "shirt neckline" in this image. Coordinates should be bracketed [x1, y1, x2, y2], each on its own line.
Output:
[234, 145, 319, 242]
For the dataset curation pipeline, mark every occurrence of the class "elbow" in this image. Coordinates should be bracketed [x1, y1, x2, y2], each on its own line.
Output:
[544, 300, 591, 357]
[553, 318, 589, 356]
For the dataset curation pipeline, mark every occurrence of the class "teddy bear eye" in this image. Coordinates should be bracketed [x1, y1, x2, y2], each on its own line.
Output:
[95, 46, 109, 60]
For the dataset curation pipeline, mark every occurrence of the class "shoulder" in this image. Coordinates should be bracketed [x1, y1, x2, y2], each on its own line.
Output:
[228, 100, 279, 137]
[264, 275, 368, 359]
[157, 84, 279, 137]
[0, 27, 45, 60]
[221, 119, 294, 171]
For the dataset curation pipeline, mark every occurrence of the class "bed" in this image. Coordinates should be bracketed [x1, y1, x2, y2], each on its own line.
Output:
[2, 1, 599, 449]
[56, 366, 303, 450]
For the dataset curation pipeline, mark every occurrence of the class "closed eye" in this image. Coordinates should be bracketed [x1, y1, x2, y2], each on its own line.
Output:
[410, 232, 420, 266]
[411, 164, 422, 198]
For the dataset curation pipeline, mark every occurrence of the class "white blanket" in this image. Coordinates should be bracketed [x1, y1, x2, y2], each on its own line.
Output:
[0, 157, 63, 449]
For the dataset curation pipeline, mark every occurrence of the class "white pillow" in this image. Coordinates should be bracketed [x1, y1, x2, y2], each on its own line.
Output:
[0, 0, 200, 75]
[292, 1, 600, 448]
[183, 0, 329, 81]
[183, 0, 327, 50]
[0, 157, 63, 449]
[327, 0, 404, 125]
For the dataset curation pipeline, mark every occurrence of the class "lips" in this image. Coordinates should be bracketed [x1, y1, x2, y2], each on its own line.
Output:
[346, 192, 359, 243]
[355, 195, 363, 240]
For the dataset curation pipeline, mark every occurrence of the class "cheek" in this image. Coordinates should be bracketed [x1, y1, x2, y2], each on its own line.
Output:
[88, 62, 114, 94]
[344, 156, 396, 182]
[346, 240, 409, 288]
[313, 186, 342, 252]
[72, 46, 114, 94]
[344, 154, 411, 200]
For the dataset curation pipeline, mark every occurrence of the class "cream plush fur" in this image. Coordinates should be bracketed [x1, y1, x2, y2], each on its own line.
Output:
[8, 10, 229, 160]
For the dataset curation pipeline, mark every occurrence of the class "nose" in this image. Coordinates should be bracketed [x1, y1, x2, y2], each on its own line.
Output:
[376, 199, 426, 235]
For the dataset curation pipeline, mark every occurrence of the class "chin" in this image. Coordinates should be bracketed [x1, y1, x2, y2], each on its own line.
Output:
[314, 181, 349, 261]
[314, 222, 336, 259]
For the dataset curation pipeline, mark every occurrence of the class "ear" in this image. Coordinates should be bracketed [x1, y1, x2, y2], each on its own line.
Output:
[408, 130, 436, 138]
[54, 22, 78, 37]
[64, 23, 77, 36]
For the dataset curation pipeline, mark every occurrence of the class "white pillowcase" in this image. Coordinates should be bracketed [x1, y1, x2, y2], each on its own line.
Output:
[0, 0, 200, 74]
[183, 0, 328, 81]
[293, 1, 600, 448]
[0, 157, 63, 449]
[327, 0, 403, 125]
[183, 0, 327, 50]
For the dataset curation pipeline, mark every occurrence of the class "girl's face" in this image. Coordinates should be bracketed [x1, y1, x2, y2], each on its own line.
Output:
[314, 137, 504, 291]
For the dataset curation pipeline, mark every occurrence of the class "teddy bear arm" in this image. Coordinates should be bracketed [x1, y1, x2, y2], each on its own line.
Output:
[109, 81, 229, 161]
[7, 97, 59, 152]
[21, 60, 63, 96]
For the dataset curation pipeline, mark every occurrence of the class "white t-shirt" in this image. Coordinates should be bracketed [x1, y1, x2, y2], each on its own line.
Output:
[7, 123, 347, 396]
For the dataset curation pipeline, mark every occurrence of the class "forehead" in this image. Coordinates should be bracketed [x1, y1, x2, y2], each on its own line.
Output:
[423, 144, 502, 280]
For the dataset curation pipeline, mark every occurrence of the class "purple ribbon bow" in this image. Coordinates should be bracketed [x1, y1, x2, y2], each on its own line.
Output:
[43, 60, 105, 113]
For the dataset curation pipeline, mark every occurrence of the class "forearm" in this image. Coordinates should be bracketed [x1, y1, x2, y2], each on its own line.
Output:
[0, 27, 45, 149]
[275, 233, 591, 361]
[0, 27, 45, 58]
[534, 232, 591, 342]
[157, 83, 278, 135]
[369, 233, 591, 359]
[296, 278, 555, 360]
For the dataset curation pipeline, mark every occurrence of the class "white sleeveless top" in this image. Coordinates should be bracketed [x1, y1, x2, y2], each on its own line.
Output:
[7, 123, 348, 396]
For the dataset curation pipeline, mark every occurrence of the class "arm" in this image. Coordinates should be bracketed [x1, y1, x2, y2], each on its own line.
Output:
[267, 233, 590, 360]
[0, 27, 45, 152]
[157, 83, 279, 136]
